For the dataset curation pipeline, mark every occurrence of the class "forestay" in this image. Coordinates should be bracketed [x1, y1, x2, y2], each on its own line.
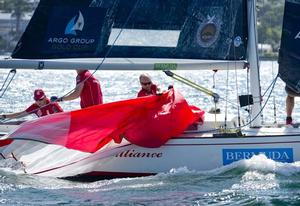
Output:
[4, 0, 248, 70]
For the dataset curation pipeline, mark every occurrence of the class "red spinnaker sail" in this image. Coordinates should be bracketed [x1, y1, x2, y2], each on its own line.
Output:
[4, 89, 204, 153]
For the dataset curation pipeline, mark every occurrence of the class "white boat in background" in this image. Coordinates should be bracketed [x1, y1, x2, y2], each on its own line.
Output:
[0, 0, 299, 181]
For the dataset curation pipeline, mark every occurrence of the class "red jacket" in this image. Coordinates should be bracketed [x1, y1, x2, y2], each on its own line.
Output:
[137, 84, 158, 97]
[77, 70, 103, 108]
[25, 98, 63, 117]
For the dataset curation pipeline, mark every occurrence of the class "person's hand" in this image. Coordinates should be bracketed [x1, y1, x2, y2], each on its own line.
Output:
[50, 96, 58, 102]
[50, 96, 63, 102]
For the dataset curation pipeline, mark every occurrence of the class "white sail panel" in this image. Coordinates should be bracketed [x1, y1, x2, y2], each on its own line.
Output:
[108, 29, 180, 47]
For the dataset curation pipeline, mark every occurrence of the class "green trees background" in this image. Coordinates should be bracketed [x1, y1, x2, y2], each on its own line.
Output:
[257, 0, 284, 56]
[0, 0, 33, 38]
[0, 0, 36, 52]
[0, 0, 286, 57]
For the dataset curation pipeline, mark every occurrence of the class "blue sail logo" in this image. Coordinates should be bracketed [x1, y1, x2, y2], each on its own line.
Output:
[65, 11, 84, 35]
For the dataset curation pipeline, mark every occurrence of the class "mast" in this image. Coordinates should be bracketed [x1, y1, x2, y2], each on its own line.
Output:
[247, 0, 262, 127]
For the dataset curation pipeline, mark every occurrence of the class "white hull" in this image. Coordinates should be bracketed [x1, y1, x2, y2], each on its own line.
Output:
[1, 120, 300, 180]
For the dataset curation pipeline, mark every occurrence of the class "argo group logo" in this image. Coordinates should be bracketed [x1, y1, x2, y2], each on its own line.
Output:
[64, 11, 84, 36]
[44, 7, 106, 54]
[47, 10, 94, 46]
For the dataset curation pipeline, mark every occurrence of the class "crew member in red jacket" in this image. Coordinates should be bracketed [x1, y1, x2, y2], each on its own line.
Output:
[0, 88, 63, 119]
[137, 74, 160, 97]
[56, 70, 103, 109]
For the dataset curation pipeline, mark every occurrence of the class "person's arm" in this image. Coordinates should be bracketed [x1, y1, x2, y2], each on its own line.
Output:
[52, 103, 63, 113]
[61, 83, 84, 101]
[1, 111, 28, 119]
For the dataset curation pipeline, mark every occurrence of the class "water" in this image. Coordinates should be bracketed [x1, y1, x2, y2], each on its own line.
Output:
[0, 61, 300, 205]
[1, 156, 300, 205]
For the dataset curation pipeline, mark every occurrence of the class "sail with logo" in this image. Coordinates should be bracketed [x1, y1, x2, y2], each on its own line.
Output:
[12, 0, 103, 59]
[278, 0, 300, 92]
[8, 0, 248, 71]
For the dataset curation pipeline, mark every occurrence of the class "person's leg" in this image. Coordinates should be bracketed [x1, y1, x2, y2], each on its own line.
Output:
[286, 95, 294, 124]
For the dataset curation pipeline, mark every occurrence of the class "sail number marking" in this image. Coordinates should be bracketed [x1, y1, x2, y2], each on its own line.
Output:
[154, 63, 177, 70]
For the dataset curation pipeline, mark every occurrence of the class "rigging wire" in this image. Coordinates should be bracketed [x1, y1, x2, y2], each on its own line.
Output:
[232, 0, 242, 129]
[211, 70, 218, 128]
[164, 70, 251, 113]
[234, 61, 241, 128]
[224, 65, 229, 130]
[271, 61, 277, 124]
[212, 69, 219, 128]
[236, 74, 279, 129]
[160, 74, 279, 134]
[264, 0, 278, 124]
[246, 65, 252, 123]
[0, 69, 16, 98]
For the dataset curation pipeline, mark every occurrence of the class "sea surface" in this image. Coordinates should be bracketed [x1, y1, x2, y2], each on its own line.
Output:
[0, 61, 300, 205]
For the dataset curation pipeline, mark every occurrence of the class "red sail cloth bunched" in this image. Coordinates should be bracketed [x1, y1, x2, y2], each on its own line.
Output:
[5, 89, 204, 153]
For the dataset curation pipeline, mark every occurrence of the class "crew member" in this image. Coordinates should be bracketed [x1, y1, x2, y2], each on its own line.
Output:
[0, 89, 63, 119]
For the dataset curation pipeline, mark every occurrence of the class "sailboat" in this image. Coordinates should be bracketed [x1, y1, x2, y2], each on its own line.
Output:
[0, 0, 298, 180]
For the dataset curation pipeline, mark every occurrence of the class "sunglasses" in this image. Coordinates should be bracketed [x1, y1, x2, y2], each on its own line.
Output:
[141, 82, 151, 86]
[36, 98, 45, 102]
